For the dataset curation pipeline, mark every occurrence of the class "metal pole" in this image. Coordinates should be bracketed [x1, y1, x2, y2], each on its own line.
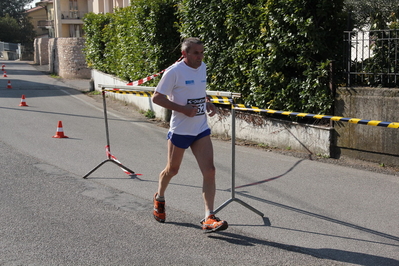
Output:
[102, 90, 111, 154]
[231, 107, 236, 199]
[213, 105, 264, 217]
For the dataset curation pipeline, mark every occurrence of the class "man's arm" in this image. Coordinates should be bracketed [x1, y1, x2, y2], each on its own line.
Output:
[152, 91, 198, 117]
[206, 97, 217, 117]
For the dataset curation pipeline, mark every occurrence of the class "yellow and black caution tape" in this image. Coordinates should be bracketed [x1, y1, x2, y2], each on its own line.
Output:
[102, 88, 399, 128]
[103, 89, 232, 104]
[207, 95, 232, 105]
[233, 104, 399, 128]
[103, 89, 153, 97]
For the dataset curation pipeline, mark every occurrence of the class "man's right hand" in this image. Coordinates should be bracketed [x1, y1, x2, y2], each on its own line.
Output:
[153, 92, 198, 117]
[183, 104, 198, 117]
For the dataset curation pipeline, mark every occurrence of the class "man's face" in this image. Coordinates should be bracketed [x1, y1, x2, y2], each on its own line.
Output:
[183, 43, 204, 69]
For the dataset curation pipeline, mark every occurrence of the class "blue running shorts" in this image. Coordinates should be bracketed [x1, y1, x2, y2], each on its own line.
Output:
[167, 128, 211, 149]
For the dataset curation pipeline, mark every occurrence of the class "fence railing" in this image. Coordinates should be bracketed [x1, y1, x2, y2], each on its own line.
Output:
[1, 42, 19, 52]
[343, 29, 399, 87]
[38, 20, 53, 27]
[61, 11, 88, 20]
[0, 42, 20, 59]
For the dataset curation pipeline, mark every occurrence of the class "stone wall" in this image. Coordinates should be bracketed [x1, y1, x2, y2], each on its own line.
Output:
[34, 38, 49, 65]
[334, 87, 399, 166]
[48, 38, 57, 74]
[35, 37, 91, 79]
[55, 38, 91, 79]
[209, 109, 333, 156]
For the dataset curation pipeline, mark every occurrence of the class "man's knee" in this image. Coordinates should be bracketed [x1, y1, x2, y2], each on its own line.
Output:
[209, 165, 216, 176]
[203, 165, 216, 180]
[164, 165, 179, 177]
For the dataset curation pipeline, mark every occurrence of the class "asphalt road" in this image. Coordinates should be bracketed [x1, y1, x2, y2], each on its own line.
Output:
[1, 61, 398, 265]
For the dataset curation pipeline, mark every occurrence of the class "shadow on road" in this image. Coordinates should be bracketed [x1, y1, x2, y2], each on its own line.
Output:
[205, 230, 399, 265]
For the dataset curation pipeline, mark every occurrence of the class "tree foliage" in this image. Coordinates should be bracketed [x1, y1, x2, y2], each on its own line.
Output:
[0, 15, 21, 42]
[82, 12, 112, 71]
[83, 0, 180, 83]
[0, 14, 34, 44]
[178, 0, 346, 114]
[0, 0, 35, 44]
[345, 0, 399, 29]
[0, 0, 31, 20]
[84, 0, 347, 114]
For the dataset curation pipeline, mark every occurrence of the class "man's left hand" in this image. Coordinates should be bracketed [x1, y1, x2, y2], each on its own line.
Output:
[206, 102, 217, 117]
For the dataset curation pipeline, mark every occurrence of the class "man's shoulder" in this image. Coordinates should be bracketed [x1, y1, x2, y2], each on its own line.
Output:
[165, 60, 184, 74]
[164, 61, 206, 77]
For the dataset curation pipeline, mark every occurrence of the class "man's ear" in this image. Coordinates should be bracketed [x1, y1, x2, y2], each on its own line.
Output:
[181, 50, 187, 58]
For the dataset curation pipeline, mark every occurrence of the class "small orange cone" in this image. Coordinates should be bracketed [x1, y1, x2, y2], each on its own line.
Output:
[52, 121, 69, 138]
[19, 95, 28, 106]
[1, 64, 4, 71]
[7, 80, 12, 89]
[3, 71, 7, 77]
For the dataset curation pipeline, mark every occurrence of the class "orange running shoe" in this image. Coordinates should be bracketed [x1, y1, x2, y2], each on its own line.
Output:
[201, 214, 228, 233]
[153, 193, 165, 223]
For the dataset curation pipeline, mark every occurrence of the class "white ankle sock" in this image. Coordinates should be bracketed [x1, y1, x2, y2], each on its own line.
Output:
[156, 195, 165, 202]
[205, 211, 214, 219]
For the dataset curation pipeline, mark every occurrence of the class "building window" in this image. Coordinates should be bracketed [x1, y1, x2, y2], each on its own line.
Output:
[69, 0, 78, 18]
[69, 24, 83, 37]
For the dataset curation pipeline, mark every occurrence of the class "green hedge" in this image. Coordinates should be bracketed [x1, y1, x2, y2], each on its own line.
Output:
[83, 0, 180, 85]
[83, 12, 112, 71]
[179, 0, 346, 114]
[84, 0, 346, 114]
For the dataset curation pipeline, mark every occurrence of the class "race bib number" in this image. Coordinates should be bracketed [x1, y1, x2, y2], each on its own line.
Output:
[187, 97, 206, 116]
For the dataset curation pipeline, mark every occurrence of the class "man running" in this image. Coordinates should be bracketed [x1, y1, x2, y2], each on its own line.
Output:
[151, 37, 228, 233]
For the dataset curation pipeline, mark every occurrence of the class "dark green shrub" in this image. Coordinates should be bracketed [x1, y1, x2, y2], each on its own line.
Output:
[83, 12, 112, 71]
[84, 0, 346, 115]
[178, 0, 346, 114]
[83, 0, 180, 84]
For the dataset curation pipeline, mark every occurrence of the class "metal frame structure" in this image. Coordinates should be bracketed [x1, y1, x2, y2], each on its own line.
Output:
[84, 84, 264, 218]
[83, 90, 136, 179]
[213, 106, 264, 217]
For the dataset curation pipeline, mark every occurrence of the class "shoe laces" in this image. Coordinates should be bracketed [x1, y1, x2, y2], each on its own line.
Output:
[155, 201, 165, 213]
[205, 214, 220, 223]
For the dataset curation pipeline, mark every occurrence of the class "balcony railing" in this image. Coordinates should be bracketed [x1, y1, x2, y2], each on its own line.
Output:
[61, 11, 88, 20]
[37, 20, 53, 28]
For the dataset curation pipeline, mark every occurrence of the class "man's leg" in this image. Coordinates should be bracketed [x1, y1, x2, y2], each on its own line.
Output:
[190, 135, 216, 215]
[191, 135, 228, 232]
[154, 140, 185, 223]
[158, 139, 185, 197]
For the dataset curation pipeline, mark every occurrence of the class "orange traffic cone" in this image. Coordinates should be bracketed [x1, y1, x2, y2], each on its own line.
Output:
[3, 71, 7, 77]
[1, 64, 4, 71]
[7, 80, 12, 89]
[19, 95, 28, 106]
[52, 121, 69, 138]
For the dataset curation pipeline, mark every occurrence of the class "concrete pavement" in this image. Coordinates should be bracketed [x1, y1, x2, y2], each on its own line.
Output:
[29, 62, 93, 92]
[1, 60, 399, 265]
